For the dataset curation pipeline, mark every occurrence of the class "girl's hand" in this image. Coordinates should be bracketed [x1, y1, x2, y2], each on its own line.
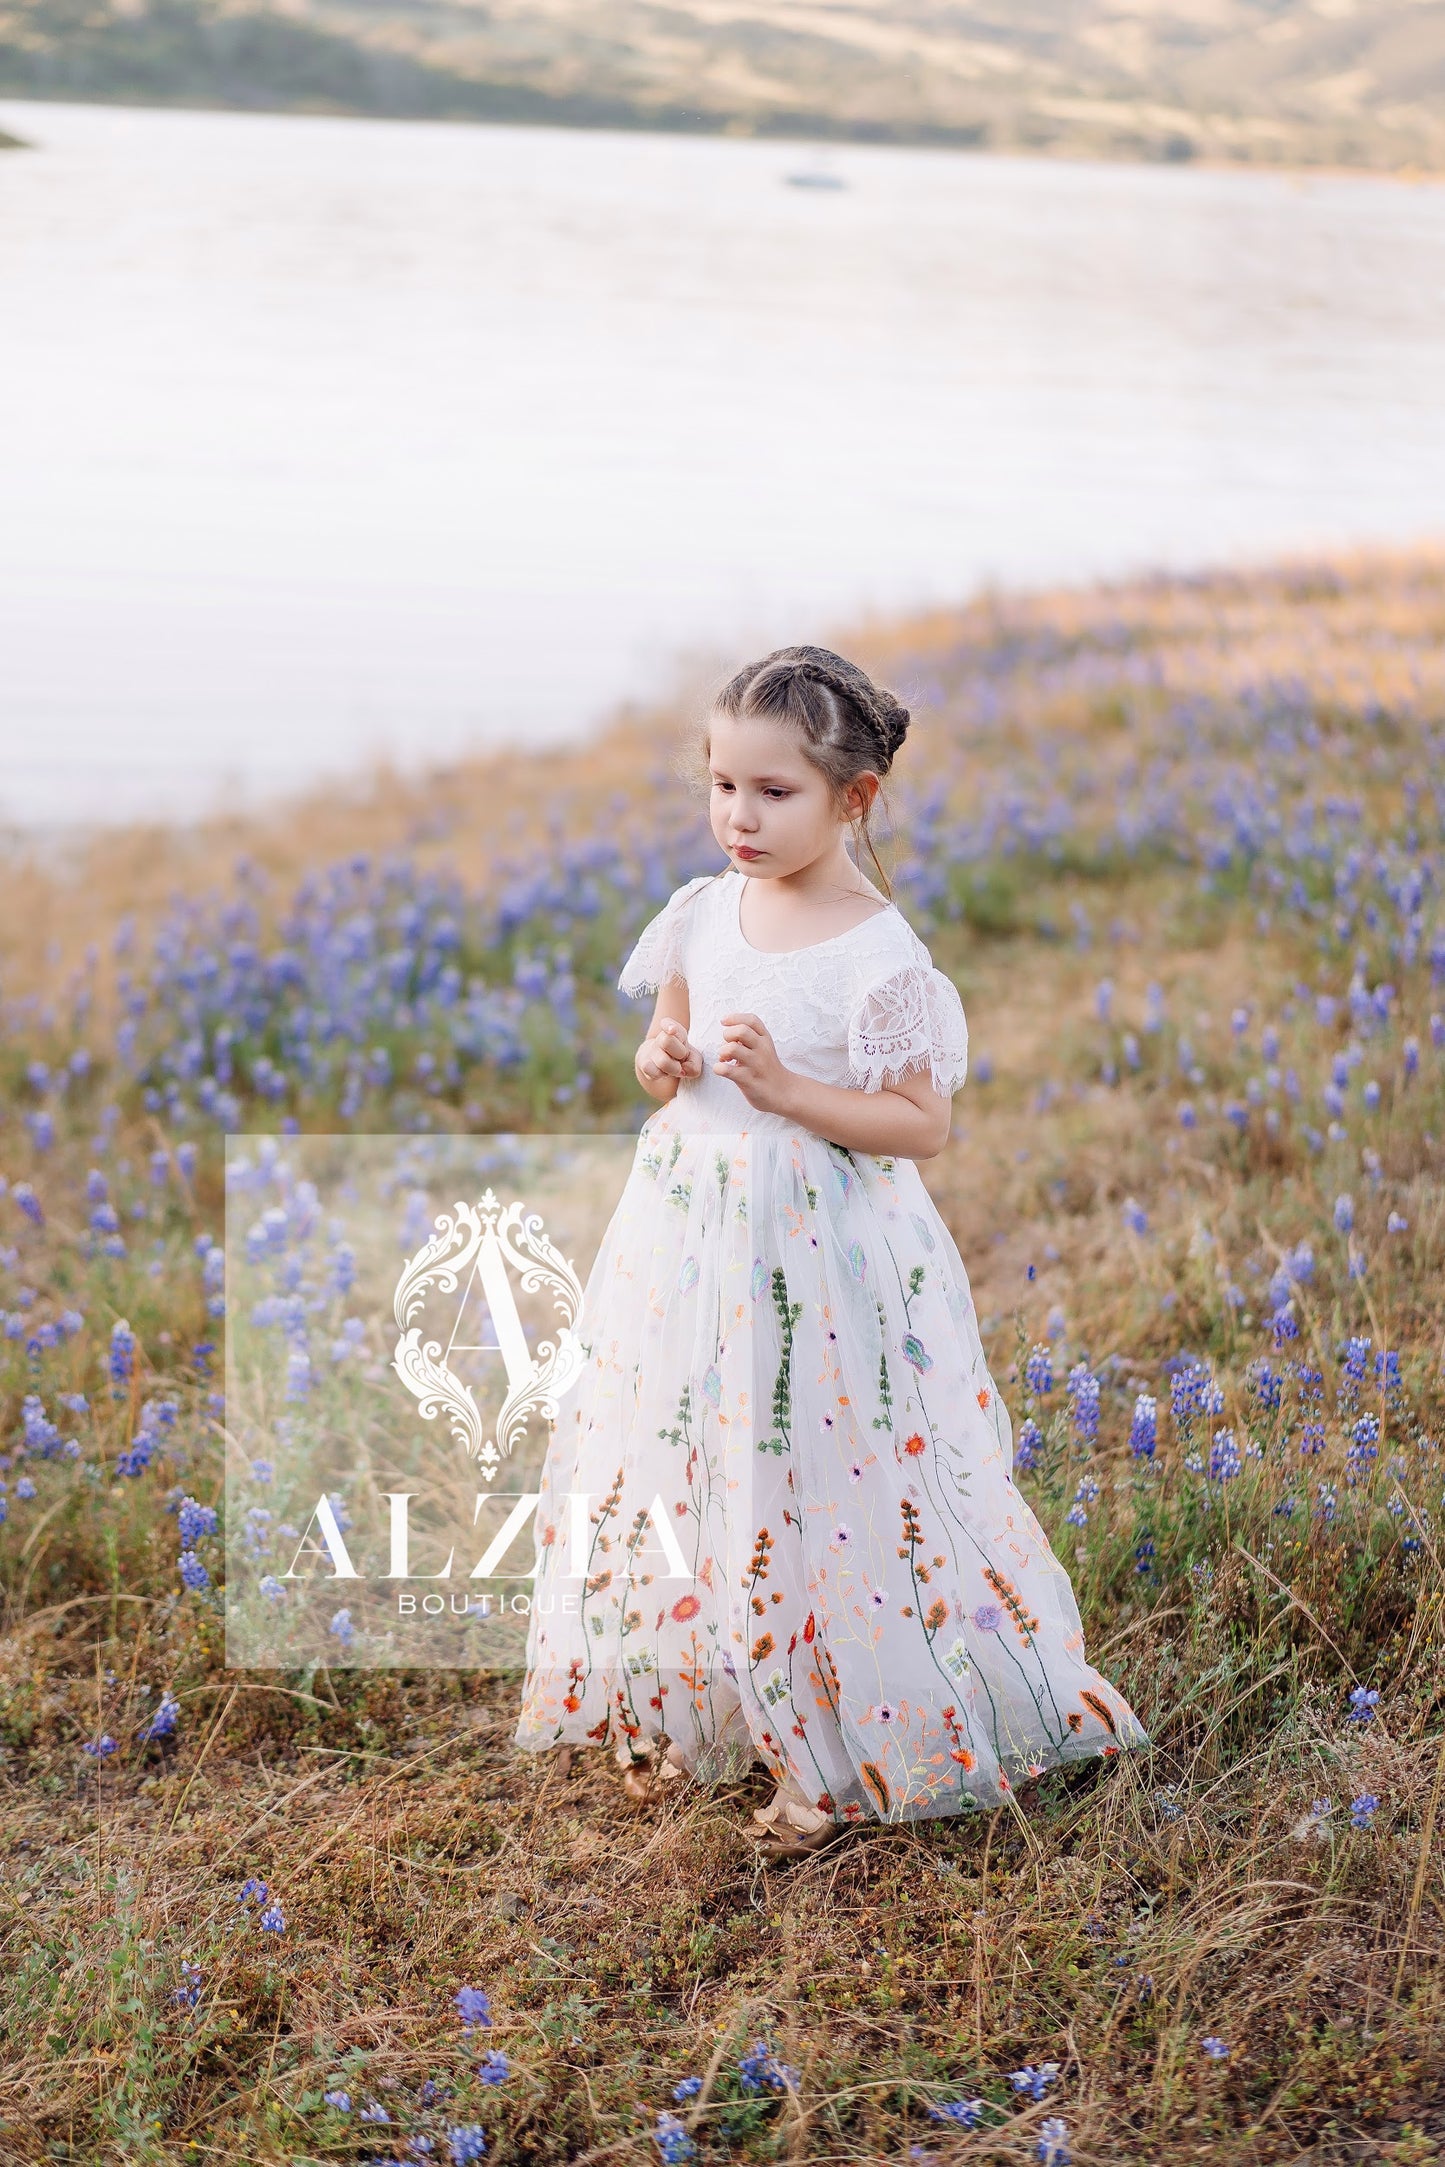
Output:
[637, 1019, 703, 1085]
[716, 1012, 796, 1117]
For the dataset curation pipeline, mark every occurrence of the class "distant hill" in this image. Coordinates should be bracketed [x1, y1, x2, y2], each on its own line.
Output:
[2, 0, 1444, 171]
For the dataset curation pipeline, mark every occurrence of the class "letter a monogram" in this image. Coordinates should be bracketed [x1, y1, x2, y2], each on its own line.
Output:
[391, 1190, 584, 1483]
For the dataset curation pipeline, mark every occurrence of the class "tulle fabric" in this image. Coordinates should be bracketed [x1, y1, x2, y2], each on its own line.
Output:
[513, 1105, 1149, 1824]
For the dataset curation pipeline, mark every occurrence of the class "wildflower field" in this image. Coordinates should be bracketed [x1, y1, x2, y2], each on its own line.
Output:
[2, 546, 1445, 2164]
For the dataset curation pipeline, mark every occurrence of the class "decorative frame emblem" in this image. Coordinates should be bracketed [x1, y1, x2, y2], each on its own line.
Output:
[391, 1190, 585, 1483]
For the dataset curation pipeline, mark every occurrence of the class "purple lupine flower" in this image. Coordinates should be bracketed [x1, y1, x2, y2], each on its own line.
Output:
[446, 2127, 488, 2164]
[177, 1497, 219, 1548]
[1009, 2063, 1060, 2101]
[1066, 1364, 1100, 1444]
[1170, 1358, 1210, 1438]
[652, 2115, 696, 2165]
[1014, 1419, 1043, 1472]
[1209, 1430, 1241, 1482]
[1128, 1393, 1157, 1459]
[1037, 2121, 1070, 2167]
[109, 1319, 136, 1392]
[454, 1986, 492, 2031]
[928, 2099, 985, 2127]
[13, 1184, 44, 1226]
[140, 1690, 180, 1742]
[1023, 1344, 1053, 1397]
[737, 2038, 799, 2094]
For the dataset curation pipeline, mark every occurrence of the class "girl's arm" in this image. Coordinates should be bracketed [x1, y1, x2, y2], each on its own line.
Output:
[777, 1066, 952, 1160]
[634, 983, 703, 1105]
[716, 1011, 952, 1159]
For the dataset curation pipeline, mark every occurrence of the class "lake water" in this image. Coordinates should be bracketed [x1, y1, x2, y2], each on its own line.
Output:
[2, 100, 1444, 828]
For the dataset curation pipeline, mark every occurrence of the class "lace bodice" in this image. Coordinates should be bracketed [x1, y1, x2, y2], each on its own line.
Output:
[617, 866, 968, 1138]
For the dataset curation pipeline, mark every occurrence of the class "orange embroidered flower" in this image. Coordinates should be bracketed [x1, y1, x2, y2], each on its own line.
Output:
[802, 1612, 816, 1643]
[983, 1564, 1040, 1641]
[976, 1387, 991, 1410]
[1080, 1689, 1119, 1737]
[950, 1748, 975, 1770]
[670, 1593, 701, 1623]
[751, 1632, 776, 1662]
[902, 1432, 928, 1456]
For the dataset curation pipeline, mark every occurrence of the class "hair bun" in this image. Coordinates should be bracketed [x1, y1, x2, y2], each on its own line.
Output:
[876, 695, 910, 762]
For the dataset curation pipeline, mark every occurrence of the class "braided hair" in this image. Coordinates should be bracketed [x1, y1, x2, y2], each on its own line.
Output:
[702, 644, 911, 895]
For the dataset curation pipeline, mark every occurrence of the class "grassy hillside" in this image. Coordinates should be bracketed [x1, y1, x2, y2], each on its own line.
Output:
[2, 547, 1445, 2160]
[2, 0, 1444, 170]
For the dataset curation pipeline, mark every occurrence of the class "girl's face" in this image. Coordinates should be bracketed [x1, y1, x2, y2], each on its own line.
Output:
[707, 709, 875, 879]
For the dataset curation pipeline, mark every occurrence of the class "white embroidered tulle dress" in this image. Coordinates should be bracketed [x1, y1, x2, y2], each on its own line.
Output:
[513, 866, 1147, 1823]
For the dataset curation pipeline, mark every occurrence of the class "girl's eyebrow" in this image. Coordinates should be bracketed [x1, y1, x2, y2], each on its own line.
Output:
[709, 770, 800, 785]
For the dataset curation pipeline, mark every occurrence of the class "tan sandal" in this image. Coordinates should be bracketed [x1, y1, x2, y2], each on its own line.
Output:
[746, 1786, 844, 1862]
[615, 1732, 690, 1804]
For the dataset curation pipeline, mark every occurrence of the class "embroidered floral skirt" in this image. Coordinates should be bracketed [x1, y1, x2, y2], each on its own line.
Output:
[513, 1109, 1149, 1823]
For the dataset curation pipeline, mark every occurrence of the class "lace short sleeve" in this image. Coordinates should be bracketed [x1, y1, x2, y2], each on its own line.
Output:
[846, 961, 969, 1097]
[616, 874, 716, 999]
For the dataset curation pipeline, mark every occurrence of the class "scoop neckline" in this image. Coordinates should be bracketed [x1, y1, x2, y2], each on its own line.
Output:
[730, 866, 895, 957]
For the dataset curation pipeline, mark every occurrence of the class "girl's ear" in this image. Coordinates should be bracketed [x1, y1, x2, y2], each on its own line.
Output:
[847, 774, 880, 820]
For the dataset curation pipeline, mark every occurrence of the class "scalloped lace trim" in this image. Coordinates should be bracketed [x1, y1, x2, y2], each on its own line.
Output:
[617, 876, 714, 997]
[845, 963, 969, 1097]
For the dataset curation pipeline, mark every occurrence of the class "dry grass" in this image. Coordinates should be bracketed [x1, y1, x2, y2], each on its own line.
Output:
[3, 545, 1445, 2162]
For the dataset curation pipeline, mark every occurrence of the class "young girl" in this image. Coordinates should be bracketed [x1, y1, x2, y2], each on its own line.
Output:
[513, 644, 1147, 1859]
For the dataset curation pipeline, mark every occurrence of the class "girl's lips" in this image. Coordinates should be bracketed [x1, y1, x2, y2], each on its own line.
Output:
[733, 845, 763, 858]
